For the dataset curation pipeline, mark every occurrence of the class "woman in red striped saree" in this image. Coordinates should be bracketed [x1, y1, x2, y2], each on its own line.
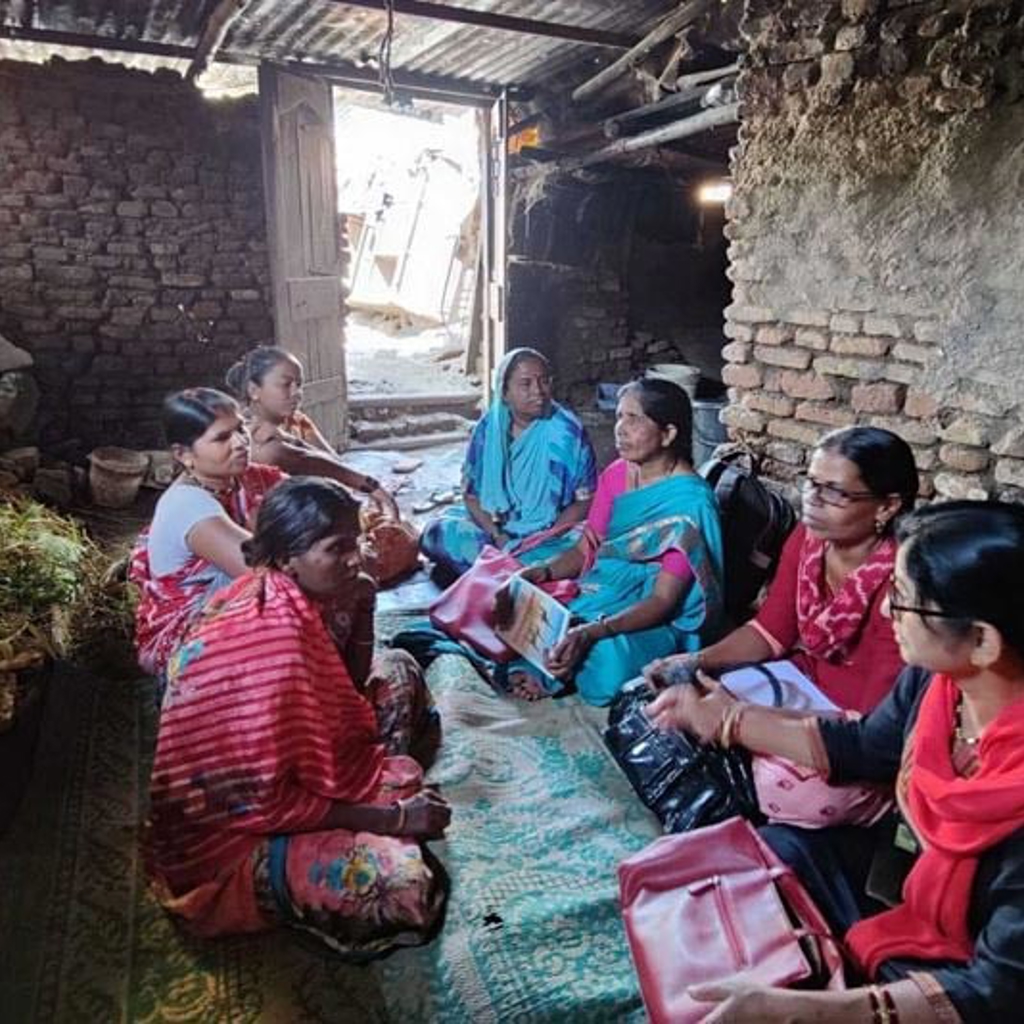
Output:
[148, 477, 450, 958]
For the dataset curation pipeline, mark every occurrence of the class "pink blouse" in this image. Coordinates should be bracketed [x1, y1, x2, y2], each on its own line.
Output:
[585, 459, 693, 581]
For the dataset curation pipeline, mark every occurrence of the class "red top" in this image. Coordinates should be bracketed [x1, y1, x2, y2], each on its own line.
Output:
[752, 523, 904, 714]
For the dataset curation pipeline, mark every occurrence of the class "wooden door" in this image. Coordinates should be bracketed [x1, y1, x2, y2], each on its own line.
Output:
[480, 91, 508, 403]
[259, 64, 348, 447]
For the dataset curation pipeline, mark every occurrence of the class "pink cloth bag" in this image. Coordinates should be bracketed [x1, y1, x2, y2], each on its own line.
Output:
[753, 754, 893, 829]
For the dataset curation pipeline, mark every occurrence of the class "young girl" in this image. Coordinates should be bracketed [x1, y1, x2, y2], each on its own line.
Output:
[225, 346, 400, 521]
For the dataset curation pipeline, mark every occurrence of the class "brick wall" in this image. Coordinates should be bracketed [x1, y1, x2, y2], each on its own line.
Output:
[0, 58, 273, 450]
[723, 0, 1024, 501]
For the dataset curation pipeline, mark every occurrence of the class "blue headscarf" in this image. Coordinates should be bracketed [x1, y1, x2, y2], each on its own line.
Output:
[476, 347, 569, 536]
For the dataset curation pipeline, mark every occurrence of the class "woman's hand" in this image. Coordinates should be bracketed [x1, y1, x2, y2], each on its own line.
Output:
[393, 788, 451, 839]
[545, 624, 595, 678]
[689, 979, 794, 1023]
[647, 669, 735, 742]
[518, 564, 550, 586]
[643, 652, 701, 692]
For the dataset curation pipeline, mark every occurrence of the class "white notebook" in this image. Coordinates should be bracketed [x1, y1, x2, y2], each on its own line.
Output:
[719, 659, 840, 714]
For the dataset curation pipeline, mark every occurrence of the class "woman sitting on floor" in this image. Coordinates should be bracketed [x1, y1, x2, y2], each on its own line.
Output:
[420, 347, 597, 579]
[501, 377, 723, 706]
[148, 477, 450, 957]
[646, 426, 919, 715]
[225, 345, 400, 521]
[130, 388, 285, 676]
[649, 500, 1024, 1023]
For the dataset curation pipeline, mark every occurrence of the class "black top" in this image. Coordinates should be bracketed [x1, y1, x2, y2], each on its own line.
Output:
[819, 667, 1024, 1022]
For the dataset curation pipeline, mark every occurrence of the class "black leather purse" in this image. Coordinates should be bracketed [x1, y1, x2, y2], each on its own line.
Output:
[604, 665, 783, 834]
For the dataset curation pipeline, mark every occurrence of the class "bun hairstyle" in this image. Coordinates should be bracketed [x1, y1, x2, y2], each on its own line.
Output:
[162, 388, 239, 448]
[225, 346, 298, 402]
[896, 500, 1024, 657]
[243, 477, 359, 569]
[618, 377, 694, 466]
[817, 426, 919, 533]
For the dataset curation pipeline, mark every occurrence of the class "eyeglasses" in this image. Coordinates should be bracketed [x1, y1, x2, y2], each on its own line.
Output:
[799, 475, 877, 508]
[886, 575, 966, 620]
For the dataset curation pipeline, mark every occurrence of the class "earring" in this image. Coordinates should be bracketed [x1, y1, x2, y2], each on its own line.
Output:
[874, 518, 885, 535]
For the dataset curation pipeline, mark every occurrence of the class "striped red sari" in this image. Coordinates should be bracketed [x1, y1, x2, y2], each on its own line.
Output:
[148, 570, 436, 942]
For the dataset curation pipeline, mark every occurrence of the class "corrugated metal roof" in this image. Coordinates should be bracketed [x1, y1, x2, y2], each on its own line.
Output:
[1, 0, 692, 93]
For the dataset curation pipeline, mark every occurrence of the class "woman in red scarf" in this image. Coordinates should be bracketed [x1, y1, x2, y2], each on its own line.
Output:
[647, 426, 919, 714]
[649, 501, 1024, 1022]
[148, 477, 450, 956]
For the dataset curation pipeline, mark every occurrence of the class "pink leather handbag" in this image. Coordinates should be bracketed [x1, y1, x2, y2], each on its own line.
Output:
[619, 816, 845, 1024]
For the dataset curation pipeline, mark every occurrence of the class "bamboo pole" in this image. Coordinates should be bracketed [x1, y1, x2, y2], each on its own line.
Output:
[571, 0, 718, 105]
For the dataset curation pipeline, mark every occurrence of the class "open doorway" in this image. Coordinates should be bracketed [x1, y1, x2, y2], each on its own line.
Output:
[333, 90, 487, 448]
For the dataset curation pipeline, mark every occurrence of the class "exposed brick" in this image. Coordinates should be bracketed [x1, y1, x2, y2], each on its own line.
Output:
[993, 426, 1024, 459]
[755, 345, 813, 370]
[794, 402, 852, 427]
[913, 321, 942, 344]
[755, 324, 793, 346]
[934, 472, 990, 501]
[861, 315, 902, 338]
[794, 327, 829, 351]
[722, 363, 764, 389]
[947, 382, 1013, 418]
[814, 356, 885, 380]
[723, 321, 755, 342]
[726, 303, 776, 325]
[722, 341, 751, 364]
[766, 441, 806, 466]
[744, 392, 795, 417]
[830, 334, 890, 357]
[882, 363, 920, 385]
[829, 313, 860, 334]
[939, 414, 993, 447]
[767, 419, 822, 445]
[721, 404, 766, 433]
[868, 416, 935, 445]
[995, 459, 1024, 490]
[787, 309, 831, 328]
[904, 388, 940, 419]
[851, 382, 903, 413]
[938, 443, 991, 474]
[910, 446, 938, 471]
[892, 341, 938, 364]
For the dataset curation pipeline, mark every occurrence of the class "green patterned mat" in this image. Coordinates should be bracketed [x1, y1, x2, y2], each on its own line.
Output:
[0, 651, 659, 1022]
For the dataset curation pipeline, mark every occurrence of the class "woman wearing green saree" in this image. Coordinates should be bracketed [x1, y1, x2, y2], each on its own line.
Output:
[502, 378, 724, 706]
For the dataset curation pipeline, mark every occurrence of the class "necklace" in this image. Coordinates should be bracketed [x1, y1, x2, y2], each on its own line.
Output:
[181, 470, 238, 500]
[955, 692, 980, 747]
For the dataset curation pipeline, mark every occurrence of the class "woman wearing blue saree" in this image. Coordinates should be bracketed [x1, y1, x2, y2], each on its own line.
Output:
[500, 378, 724, 705]
[420, 348, 597, 577]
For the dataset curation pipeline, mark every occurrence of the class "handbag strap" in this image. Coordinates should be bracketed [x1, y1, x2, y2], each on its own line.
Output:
[724, 662, 785, 708]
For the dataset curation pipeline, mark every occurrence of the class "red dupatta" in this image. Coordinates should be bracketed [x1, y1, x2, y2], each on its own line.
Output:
[796, 533, 894, 662]
[130, 462, 285, 674]
[148, 570, 388, 899]
[847, 673, 1024, 974]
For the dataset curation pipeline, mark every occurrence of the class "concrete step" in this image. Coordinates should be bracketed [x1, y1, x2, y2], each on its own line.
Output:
[348, 390, 481, 424]
[349, 409, 474, 447]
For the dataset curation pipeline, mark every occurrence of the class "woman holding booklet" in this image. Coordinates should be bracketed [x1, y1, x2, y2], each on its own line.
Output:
[499, 377, 723, 705]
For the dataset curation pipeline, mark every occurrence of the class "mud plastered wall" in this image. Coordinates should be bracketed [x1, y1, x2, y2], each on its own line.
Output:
[723, 0, 1024, 500]
[0, 59, 272, 450]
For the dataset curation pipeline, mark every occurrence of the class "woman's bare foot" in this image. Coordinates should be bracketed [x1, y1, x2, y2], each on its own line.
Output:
[507, 670, 550, 702]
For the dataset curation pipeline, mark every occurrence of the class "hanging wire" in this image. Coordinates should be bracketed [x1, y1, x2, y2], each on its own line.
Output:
[378, 0, 397, 106]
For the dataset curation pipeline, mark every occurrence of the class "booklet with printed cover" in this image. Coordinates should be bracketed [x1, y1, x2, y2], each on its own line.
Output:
[495, 575, 572, 674]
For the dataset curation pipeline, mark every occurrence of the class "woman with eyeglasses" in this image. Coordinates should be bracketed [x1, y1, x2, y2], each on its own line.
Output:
[646, 500, 1024, 1022]
[420, 348, 597, 579]
[646, 426, 919, 714]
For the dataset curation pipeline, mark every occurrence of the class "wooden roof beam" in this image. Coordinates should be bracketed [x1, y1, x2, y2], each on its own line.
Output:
[326, 0, 638, 50]
[572, 0, 717, 104]
[187, 0, 252, 83]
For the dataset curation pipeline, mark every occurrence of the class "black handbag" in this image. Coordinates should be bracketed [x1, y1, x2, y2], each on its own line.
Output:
[604, 665, 783, 834]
